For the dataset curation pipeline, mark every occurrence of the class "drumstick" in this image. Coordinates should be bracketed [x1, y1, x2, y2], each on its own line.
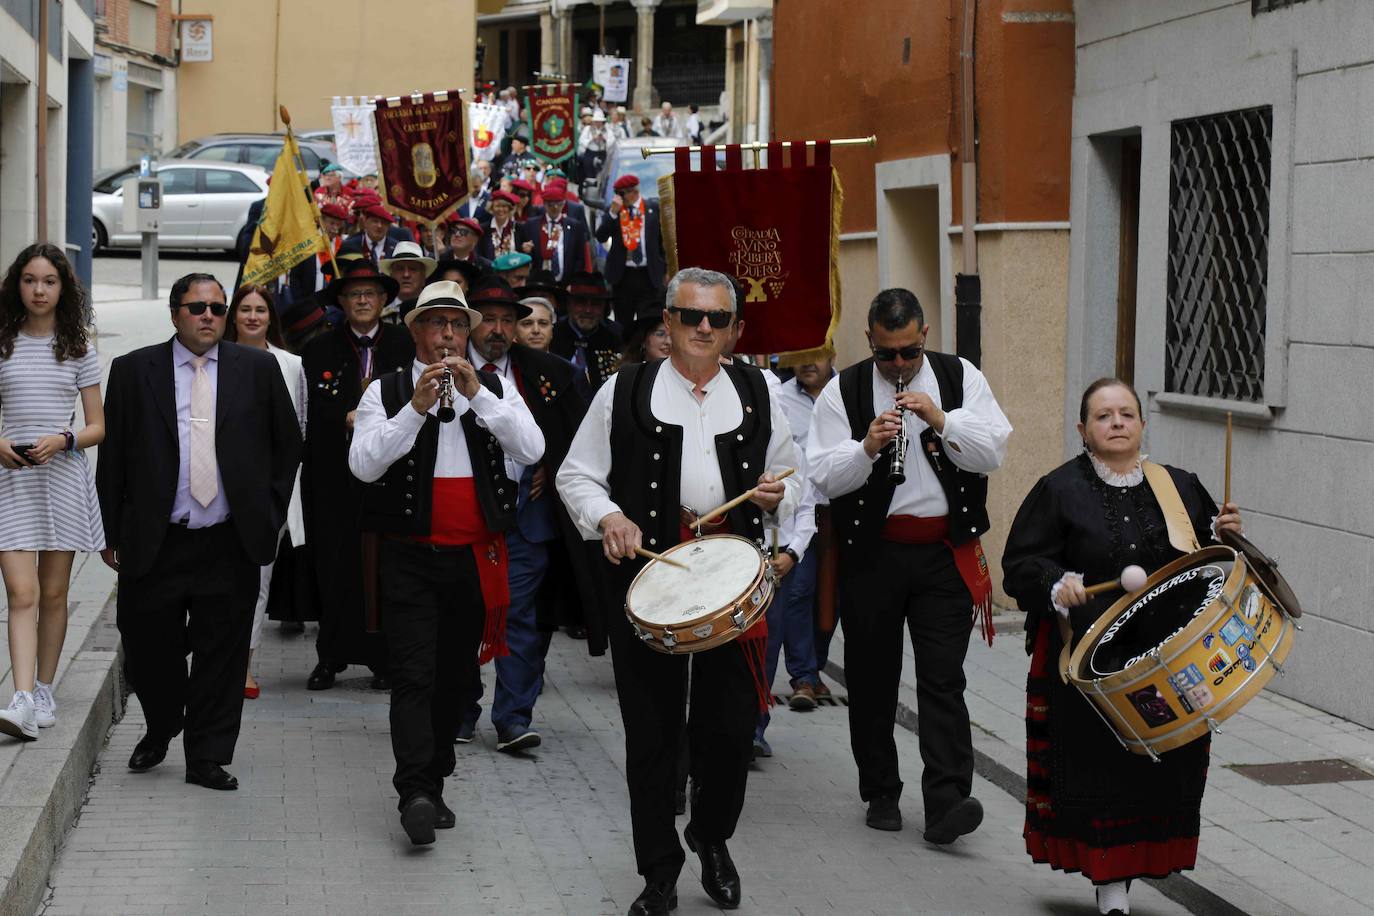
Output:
[770, 528, 779, 560]
[1224, 410, 1233, 507]
[632, 546, 689, 570]
[696, 467, 798, 530]
[1082, 565, 1148, 597]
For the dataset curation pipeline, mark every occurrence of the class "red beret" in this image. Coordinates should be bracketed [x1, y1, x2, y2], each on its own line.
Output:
[357, 202, 394, 223]
[489, 190, 521, 207]
[448, 216, 484, 237]
[510, 178, 537, 194]
[319, 202, 351, 221]
[613, 174, 640, 191]
[540, 184, 566, 203]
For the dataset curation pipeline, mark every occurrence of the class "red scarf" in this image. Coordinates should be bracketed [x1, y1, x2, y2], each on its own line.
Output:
[882, 515, 995, 645]
[421, 478, 510, 663]
[618, 199, 644, 252]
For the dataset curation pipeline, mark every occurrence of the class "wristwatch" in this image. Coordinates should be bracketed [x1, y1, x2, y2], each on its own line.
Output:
[782, 547, 800, 565]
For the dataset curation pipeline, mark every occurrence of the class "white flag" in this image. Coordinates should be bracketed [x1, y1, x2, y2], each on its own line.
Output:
[468, 102, 508, 162]
[593, 55, 631, 104]
[330, 96, 377, 175]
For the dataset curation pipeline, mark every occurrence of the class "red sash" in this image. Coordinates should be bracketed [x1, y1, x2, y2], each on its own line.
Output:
[882, 515, 995, 646]
[420, 478, 511, 663]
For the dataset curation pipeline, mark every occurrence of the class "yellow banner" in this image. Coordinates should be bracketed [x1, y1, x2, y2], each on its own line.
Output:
[241, 132, 326, 287]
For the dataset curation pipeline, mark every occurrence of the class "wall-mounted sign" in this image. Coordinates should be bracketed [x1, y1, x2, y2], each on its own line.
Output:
[180, 18, 213, 62]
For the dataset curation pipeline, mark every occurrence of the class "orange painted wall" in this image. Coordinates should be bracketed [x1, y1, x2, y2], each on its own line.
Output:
[771, 0, 1073, 232]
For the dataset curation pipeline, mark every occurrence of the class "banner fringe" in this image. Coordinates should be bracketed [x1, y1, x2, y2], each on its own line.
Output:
[658, 173, 679, 279]
[773, 164, 844, 368]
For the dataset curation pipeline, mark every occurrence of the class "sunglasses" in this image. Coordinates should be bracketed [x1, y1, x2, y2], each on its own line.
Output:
[669, 306, 734, 329]
[179, 301, 229, 317]
[871, 344, 924, 362]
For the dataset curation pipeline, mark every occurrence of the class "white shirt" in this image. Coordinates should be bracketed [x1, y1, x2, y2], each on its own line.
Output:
[770, 372, 831, 558]
[349, 359, 544, 484]
[557, 361, 801, 541]
[807, 357, 1011, 517]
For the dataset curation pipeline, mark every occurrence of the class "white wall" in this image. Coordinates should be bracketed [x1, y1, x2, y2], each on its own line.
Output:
[1070, 0, 1374, 726]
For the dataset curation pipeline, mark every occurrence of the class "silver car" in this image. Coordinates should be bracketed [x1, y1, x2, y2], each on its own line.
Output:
[92, 160, 268, 252]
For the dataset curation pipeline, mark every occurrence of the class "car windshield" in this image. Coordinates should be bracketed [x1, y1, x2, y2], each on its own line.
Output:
[608, 149, 723, 201]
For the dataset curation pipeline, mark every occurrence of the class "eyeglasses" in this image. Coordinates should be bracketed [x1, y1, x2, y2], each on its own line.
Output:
[344, 289, 383, 301]
[871, 344, 924, 362]
[451, 228, 477, 238]
[669, 306, 734, 329]
[179, 301, 229, 317]
[417, 316, 469, 332]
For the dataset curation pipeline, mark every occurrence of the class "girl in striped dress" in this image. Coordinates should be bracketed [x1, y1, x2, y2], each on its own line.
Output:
[0, 244, 105, 740]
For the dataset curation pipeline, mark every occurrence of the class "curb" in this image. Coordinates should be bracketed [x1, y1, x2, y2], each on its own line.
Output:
[822, 659, 1250, 916]
[0, 590, 125, 916]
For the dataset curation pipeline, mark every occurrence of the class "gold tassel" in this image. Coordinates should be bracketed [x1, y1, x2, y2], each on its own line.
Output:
[657, 173, 679, 280]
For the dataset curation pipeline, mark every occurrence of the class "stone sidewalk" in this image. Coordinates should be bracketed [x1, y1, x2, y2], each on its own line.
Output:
[825, 612, 1374, 916]
[39, 620, 1192, 916]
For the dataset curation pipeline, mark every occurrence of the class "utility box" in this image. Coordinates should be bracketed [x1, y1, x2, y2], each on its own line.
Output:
[122, 177, 162, 233]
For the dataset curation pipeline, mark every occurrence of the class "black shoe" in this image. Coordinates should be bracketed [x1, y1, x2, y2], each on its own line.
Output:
[628, 879, 677, 916]
[683, 825, 740, 909]
[495, 727, 541, 753]
[400, 794, 437, 846]
[370, 674, 392, 691]
[566, 625, 588, 640]
[923, 796, 984, 845]
[185, 761, 238, 790]
[866, 796, 902, 831]
[128, 735, 168, 772]
[307, 663, 337, 691]
[435, 797, 455, 830]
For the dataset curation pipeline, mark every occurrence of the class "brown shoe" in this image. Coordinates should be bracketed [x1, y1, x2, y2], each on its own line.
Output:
[813, 679, 832, 698]
[789, 682, 817, 711]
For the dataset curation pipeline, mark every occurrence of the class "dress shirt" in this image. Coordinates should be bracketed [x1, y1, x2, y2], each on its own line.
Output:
[768, 372, 829, 557]
[807, 357, 1011, 517]
[170, 338, 231, 527]
[467, 346, 530, 481]
[542, 217, 568, 280]
[351, 326, 378, 379]
[348, 359, 544, 484]
[557, 361, 801, 541]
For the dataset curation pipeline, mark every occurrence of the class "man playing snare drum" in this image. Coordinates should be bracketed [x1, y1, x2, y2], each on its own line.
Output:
[558, 267, 800, 916]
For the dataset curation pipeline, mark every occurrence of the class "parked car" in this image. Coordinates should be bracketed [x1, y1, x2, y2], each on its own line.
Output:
[165, 133, 335, 179]
[92, 160, 268, 252]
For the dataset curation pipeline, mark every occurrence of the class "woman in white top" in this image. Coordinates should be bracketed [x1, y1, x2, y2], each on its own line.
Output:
[224, 284, 307, 699]
[0, 243, 106, 739]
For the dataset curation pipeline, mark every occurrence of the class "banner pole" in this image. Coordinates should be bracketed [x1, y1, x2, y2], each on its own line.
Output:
[641, 135, 876, 159]
[281, 105, 339, 282]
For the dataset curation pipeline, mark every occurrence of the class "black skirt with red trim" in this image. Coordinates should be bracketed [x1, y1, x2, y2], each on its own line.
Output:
[1025, 618, 1209, 884]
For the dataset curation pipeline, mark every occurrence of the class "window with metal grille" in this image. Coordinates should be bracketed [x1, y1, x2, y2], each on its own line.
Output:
[1166, 107, 1272, 402]
[1253, 0, 1310, 13]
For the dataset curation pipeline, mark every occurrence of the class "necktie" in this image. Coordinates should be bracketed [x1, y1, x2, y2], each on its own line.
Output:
[356, 335, 374, 381]
[571, 344, 587, 374]
[188, 355, 218, 508]
[482, 362, 497, 374]
[548, 222, 562, 278]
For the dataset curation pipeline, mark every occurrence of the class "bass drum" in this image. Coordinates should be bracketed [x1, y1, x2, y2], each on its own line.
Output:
[1067, 545, 1298, 759]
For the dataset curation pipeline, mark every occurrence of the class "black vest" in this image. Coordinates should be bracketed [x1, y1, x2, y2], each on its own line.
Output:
[608, 359, 771, 554]
[830, 353, 990, 555]
[359, 370, 518, 536]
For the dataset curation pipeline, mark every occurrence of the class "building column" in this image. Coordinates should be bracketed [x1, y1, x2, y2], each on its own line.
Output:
[0, 80, 38, 268]
[540, 10, 557, 76]
[66, 56, 95, 289]
[631, 0, 660, 113]
[756, 16, 772, 146]
[556, 9, 573, 76]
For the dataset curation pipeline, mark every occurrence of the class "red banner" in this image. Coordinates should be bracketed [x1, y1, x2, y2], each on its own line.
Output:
[373, 89, 469, 224]
[660, 142, 842, 364]
[522, 83, 580, 165]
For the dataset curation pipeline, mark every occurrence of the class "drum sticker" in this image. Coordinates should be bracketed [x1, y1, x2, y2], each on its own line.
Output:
[1170, 663, 1205, 690]
[1241, 585, 1263, 621]
[1207, 649, 1232, 674]
[1187, 684, 1215, 709]
[691, 623, 714, 639]
[1202, 633, 1216, 649]
[1126, 685, 1179, 728]
[1220, 614, 1256, 646]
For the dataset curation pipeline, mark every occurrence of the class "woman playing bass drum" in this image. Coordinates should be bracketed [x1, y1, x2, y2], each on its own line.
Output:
[1001, 378, 1242, 916]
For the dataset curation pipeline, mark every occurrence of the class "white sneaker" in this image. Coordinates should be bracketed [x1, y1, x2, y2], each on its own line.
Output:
[33, 684, 56, 728]
[0, 692, 39, 740]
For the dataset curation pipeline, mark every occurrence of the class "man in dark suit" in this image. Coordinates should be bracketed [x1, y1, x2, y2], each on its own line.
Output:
[595, 175, 666, 326]
[340, 201, 406, 263]
[456, 276, 596, 747]
[300, 260, 416, 691]
[550, 271, 624, 395]
[97, 272, 302, 790]
[516, 183, 590, 284]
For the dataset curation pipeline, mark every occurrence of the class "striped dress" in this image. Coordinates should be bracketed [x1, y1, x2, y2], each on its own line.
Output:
[0, 332, 105, 551]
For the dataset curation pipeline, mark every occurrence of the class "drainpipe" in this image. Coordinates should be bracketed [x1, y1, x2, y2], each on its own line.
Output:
[37, 0, 50, 241]
[956, 0, 981, 368]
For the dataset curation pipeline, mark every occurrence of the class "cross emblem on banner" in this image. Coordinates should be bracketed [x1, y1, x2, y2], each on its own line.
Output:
[341, 112, 363, 139]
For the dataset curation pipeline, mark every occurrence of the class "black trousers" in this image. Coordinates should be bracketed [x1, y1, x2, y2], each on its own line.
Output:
[611, 267, 659, 327]
[607, 611, 756, 882]
[116, 522, 258, 764]
[381, 539, 485, 809]
[842, 539, 974, 825]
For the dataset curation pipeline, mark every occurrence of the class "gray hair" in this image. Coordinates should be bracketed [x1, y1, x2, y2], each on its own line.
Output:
[665, 267, 736, 313]
[519, 297, 555, 320]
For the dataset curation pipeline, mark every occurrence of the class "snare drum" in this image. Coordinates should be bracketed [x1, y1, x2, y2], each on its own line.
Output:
[625, 534, 773, 654]
[1067, 545, 1298, 760]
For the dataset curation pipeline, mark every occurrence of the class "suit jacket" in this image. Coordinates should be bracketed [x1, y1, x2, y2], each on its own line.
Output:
[517, 214, 591, 283]
[595, 201, 665, 287]
[279, 250, 340, 308]
[96, 339, 302, 580]
[339, 230, 407, 261]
